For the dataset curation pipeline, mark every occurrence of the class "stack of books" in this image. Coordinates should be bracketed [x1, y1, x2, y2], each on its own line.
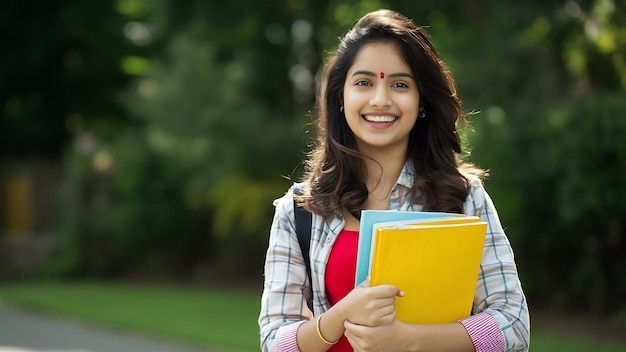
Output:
[355, 210, 487, 324]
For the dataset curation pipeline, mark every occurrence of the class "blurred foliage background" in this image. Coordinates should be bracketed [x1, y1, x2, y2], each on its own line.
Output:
[1, 0, 624, 324]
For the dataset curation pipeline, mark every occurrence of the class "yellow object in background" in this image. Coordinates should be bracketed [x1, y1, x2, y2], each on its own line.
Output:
[3, 173, 34, 237]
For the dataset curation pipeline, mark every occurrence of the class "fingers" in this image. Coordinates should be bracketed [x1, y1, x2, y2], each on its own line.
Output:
[357, 295, 397, 326]
[357, 277, 404, 297]
[373, 304, 396, 325]
[343, 321, 361, 351]
[370, 284, 401, 298]
[344, 320, 389, 351]
[345, 320, 399, 352]
[341, 282, 402, 326]
[357, 277, 402, 299]
[344, 320, 363, 341]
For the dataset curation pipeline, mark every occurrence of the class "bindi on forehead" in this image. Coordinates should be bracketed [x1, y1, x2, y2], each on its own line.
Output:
[380, 71, 385, 79]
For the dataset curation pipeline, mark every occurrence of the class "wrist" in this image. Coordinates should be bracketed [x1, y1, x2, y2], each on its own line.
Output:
[332, 297, 350, 322]
[316, 314, 339, 345]
[397, 321, 422, 352]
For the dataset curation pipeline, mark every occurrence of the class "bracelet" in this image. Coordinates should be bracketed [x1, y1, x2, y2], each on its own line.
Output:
[315, 314, 338, 345]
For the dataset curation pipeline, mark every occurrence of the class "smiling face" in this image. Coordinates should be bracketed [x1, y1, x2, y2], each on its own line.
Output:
[342, 41, 421, 155]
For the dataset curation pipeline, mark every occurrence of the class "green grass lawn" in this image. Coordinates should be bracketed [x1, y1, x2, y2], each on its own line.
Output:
[0, 281, 260, 351]
[531, 334, 625, 352]
[0, 281, 624, 352]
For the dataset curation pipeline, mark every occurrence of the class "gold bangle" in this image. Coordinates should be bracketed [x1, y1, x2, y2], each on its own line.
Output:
[315, 314, 338, 345]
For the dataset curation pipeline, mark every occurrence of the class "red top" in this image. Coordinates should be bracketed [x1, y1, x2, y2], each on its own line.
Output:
[325, 229, 359, 352]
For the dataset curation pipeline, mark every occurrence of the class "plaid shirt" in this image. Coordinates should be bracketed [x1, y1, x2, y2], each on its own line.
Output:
[259, 163, 530, 351]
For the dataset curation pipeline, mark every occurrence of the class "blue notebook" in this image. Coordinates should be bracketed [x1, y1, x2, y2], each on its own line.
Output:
[354, 210, 462, 286]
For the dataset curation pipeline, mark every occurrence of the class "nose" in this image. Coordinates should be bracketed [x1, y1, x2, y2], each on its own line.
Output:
[369, 85, 391, 108]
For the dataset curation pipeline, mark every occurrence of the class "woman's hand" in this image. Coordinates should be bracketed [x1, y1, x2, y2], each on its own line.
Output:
[338, 278, 404, 327]
[344, 318, 407, 352]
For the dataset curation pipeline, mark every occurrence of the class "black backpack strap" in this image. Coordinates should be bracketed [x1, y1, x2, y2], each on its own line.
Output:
[293, 184, 313, 313]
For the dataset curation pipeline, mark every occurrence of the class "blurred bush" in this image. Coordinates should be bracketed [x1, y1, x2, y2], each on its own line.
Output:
[45, 18, 305, 281]
[470, 93, 626, 314]
[48, 131, 205, 278]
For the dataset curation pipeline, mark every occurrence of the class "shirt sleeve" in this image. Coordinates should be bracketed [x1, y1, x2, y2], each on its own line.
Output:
[463, 179, 530, 351]
[258, 186, 312, 352]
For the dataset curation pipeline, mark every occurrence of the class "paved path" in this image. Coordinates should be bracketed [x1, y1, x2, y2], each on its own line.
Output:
[0, 304, 214, 352]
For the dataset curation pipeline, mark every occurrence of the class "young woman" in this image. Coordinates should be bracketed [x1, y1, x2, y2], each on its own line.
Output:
[259, 9, 530, 352]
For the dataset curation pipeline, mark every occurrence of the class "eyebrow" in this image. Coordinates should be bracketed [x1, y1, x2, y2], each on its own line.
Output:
[351, 70, 414, 79]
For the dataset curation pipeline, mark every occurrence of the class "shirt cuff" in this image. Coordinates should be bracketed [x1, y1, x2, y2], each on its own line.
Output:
[275, 321, 306, 352]
[459, 312, 506, 352]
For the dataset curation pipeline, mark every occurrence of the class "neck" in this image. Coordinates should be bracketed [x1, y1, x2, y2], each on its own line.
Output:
[360, 144, 407, 201]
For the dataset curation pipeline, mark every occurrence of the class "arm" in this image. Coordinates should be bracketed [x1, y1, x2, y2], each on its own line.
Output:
[462, 180, 530, 351]
[345, 319, 474, 352]
[258, 188, 402, 352]
[344, 298, 504, 352]
[343, 180, 530, 352]
[258, 188, 312, 352]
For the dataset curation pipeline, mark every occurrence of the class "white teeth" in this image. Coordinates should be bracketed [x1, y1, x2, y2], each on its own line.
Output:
[363, 115, 397, 123]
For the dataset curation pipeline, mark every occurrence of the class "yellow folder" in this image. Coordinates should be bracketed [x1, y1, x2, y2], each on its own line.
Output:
[369, 217, 487, 324]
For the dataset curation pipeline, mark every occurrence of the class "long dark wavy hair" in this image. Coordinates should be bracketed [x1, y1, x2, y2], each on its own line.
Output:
[302, 9, 483, 219]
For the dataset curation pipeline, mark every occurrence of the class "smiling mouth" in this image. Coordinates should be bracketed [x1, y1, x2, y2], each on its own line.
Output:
[362, 115, 398, 123]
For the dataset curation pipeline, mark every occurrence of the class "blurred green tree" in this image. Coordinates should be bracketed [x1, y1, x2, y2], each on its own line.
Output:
[0, 0, 143, 156]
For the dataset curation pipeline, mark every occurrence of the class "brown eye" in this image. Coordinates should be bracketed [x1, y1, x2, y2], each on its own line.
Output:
[392, 82, 408, 88]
